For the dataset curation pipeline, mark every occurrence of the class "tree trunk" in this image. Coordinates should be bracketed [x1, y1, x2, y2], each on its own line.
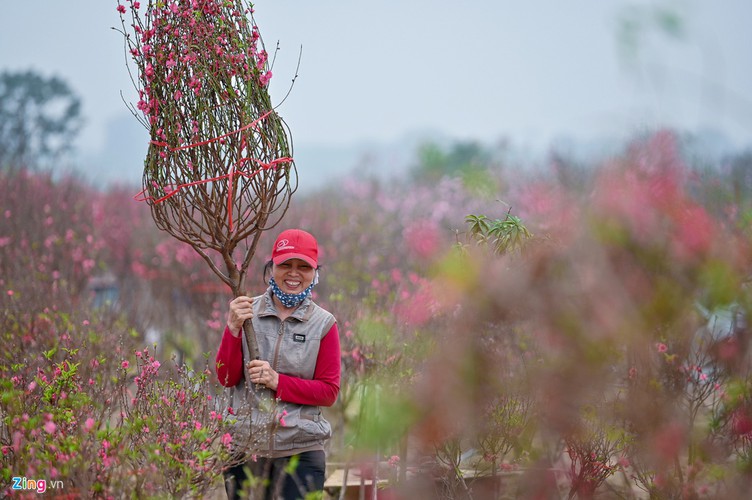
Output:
[242, 318, 260, 360]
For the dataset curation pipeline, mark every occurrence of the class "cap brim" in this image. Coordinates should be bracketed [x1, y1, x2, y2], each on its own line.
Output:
[273, 253, 317, 268]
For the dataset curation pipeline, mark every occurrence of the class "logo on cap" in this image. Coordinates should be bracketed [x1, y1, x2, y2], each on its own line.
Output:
[276, 239, 294, 251]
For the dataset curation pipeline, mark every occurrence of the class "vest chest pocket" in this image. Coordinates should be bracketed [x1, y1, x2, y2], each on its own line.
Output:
[275, 329, 320, 379]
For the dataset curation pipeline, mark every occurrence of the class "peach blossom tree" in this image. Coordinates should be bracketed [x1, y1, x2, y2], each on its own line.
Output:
[117, 0, 297, 358]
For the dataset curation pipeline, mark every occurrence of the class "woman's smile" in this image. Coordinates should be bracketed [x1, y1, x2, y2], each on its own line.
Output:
[273, 258, 315, 296]
[282, 278, 302, 292]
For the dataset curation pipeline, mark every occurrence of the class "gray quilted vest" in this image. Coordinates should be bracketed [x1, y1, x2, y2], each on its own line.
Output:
[227, 289, 337, 456]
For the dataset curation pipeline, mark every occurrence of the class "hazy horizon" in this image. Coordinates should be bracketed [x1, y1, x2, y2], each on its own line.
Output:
[1, 1, 750, 189]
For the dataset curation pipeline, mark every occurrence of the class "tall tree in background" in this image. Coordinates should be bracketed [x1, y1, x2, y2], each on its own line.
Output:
[412, 141, 491, 182]
[0, 70, 83, 170]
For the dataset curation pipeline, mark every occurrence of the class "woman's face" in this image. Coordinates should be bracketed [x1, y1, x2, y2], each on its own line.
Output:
[272, 258, 316, 295]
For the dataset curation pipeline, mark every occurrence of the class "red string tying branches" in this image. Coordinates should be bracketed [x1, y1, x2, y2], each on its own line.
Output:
[134, 111, 293, 232]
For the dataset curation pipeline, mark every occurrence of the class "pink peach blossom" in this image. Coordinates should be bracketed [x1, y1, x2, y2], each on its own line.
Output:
[44, 421, 57, 435]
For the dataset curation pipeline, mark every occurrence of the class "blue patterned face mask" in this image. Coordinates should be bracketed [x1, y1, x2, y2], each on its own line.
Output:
[269, 277, 315, 308]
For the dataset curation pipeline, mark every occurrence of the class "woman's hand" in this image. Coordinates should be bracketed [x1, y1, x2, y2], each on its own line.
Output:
[227, 296, 254, 337]
[246, 360, 279, 391]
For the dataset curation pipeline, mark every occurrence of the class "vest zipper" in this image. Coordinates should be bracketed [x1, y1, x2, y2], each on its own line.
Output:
[272, 320, 285, 371]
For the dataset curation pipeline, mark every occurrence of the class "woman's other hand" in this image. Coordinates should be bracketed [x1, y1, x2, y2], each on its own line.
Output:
[246, 359, 279, 391]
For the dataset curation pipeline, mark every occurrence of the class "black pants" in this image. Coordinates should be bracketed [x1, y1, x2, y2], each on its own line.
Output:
[224, 450, 326, 500]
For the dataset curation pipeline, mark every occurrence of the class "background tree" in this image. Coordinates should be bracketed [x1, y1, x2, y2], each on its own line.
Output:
[410, 140, 503, 199]
[0, 70, 83, 170]
[410, 140, 488, 180]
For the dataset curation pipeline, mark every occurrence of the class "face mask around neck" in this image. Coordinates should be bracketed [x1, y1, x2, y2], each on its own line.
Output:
[268, 277, 314, 308]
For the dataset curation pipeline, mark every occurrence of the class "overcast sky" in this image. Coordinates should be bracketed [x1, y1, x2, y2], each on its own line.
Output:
[1, 1, 750, 186]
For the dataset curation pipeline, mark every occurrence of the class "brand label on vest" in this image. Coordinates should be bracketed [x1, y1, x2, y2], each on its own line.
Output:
[293, 334, 306, 343]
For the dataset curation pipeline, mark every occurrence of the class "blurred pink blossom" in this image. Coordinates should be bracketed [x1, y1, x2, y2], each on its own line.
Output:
[403, 220, 442, 260]
[654, 422, 686, 460]
[44, 421, 57, 435]
[221, 433, 232, 447]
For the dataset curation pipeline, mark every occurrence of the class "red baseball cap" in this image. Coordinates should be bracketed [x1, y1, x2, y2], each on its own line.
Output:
[271, 229, 319, 268]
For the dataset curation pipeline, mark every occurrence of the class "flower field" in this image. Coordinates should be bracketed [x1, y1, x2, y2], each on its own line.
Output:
[2, 129, 752, 498]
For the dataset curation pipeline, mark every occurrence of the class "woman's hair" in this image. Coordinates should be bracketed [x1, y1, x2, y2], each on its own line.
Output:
[262, 259, 273, 285]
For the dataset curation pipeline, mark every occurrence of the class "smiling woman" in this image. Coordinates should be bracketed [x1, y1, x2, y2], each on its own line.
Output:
[215, 228, 341, 500]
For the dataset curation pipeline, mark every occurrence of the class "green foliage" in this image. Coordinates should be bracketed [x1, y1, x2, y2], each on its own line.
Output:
[348, 378, 418, 453]
[0, 70, 83, 169]
[0, 307, 236, 498]
[465, 211, 533, 255]
[617, 1, 686, 64]
[412, 140, 497, 195]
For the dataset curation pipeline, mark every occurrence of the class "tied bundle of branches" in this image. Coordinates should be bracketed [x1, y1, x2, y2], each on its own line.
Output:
[116, 0, 297, 357]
